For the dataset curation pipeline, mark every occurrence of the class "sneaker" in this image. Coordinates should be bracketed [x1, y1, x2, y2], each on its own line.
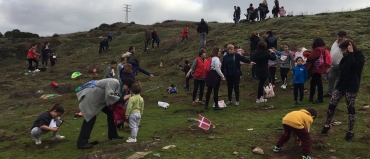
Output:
[272, 146, 283, 152]
[28, 70, 32, 72]
[191, 101, 197, 106]
[126, 137, 137, 143]
[51, 134, 65, 140]
[235, 101, 240, 106]
[302, 155, 313, 159]
[282, 85, 286, 89]
[292, 101, 298, 106]
[35, 137, 42, 145]
[312, 100, 323, 104]
[225, 101, 232, 105]
[198, 101, 205, 105]
[321, 125, 331, 135]
[35, 69, 41, 72]
[345, 132, 354, 141]
[256, 97, 267, 103]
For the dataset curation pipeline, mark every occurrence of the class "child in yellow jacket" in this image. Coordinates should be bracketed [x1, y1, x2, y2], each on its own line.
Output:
[125, 82, 144, 143]
[273, 108, 317, 159]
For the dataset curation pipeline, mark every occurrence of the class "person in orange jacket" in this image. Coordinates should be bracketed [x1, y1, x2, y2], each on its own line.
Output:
[181, 27, 189, 43]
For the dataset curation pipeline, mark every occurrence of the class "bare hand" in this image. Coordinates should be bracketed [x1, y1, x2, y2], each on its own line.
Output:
[124, 95, 131, 100]
[186, 73, 190, 78]
[250, 62, 256, 66]
[52, 127, 59, 132]
[221, 77, 226, 81]
[348, 42, 354, 52]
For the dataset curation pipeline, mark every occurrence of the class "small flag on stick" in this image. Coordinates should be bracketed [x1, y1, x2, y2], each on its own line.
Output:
[198, 114, 211, 130]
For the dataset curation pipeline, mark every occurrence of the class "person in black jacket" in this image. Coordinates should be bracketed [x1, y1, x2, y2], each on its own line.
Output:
[41, 42, 51, 68]
[250, 32, 261, 80]
[197, 18, 208, 49]
[321, 40, 365, 141]
[180, 59, 191, 91]
[265, 31, 278, 49]
[251, 41, 276, 103]
[151, 28, 160, 48]
[235, 6, 241, 25]
[99, 39, 109, 55]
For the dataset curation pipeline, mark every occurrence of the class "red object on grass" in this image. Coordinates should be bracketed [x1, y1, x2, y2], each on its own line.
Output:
[198, 114, 211, 130]
[93, 68, 97, 73]
[50, 82, 59, 88]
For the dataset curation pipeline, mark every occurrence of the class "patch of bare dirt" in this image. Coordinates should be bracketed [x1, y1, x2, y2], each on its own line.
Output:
[75, 141, 160, 159]
[173, 109, 205, 114]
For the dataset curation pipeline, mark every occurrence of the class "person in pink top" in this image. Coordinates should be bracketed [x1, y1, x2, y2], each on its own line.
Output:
[279, 6, 286, 17]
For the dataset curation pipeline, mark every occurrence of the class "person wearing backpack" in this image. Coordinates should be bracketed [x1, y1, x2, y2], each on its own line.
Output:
[187, 49, 207, 106]
[222, 44, 254, 106]
[265, 31, 277, 49]
[321, 40, 365, 141]
[307, 38, 329, 104]
[205, 47, 225, 110]
[323, 31, 347, 98]
[251, 41, 276, 103]
[120, 59, 154, 80]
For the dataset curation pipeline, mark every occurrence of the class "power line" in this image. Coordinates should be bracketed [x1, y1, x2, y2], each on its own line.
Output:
[124, 4, 131, 23]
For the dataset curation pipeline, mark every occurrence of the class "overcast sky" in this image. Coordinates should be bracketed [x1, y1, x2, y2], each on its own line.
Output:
[0, 0, 368, 36]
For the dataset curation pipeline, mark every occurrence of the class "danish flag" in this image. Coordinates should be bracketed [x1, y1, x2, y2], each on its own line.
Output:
[198, 115, 211, 130]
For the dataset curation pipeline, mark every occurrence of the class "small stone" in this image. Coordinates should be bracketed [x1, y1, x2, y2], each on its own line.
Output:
[73, 118, 77, 120]
[162, 145, 176, 150]
[188, 118, 198, 122]
[332, 121, 342, 126]
[247, 128, 253, 131]
[233, 152, 238, 155]
[252, 147, 264, 155]
[44, 146, 49, 149]
[153, 153, 161, 158]
[329, 149, 336, 152]
[207, 136, 215, 140]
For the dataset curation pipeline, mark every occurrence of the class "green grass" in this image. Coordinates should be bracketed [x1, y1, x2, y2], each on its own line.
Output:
[0, 8, 370, 159]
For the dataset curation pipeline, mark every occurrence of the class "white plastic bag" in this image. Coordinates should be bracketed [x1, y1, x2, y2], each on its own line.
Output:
[264, 83, 275, 98]
[213, 100, 227, 108]
[158, 101, 169, 109]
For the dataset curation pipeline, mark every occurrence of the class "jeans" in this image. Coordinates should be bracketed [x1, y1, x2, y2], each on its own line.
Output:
[280, 68, 290, 85]
[258, 78, 267, 99]
[28, 58, 39, 70]
[276, 124, 311, 156]
[259, 10, 265, 21]
[326, 67, 339, 95]
[234, 17, 240, 24]
[310, 73, 323, 101]
[294, 83, 304, 101]
[30, 119, 62, 139]
[226, 76, 240, 102]
[199, 33, 207, 48]
[205, 79, 221, 108]
[192, 79, 205, 101]
[129, 112, 141, 139]
[269, 67, 277, 84]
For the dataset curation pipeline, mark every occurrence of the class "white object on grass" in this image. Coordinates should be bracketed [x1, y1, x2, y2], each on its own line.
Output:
[213, 100, 227, 108]
[158, 101, 169, 108]
[264, 83, 275, 98]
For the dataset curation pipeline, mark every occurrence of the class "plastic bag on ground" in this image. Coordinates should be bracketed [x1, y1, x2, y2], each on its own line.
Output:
[264, 83, 275, 98]
[213, 100, 227, 108]
[158, 101, 169, 108]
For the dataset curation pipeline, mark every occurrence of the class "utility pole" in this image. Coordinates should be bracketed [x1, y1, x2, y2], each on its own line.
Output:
[124, 4, 131, 23]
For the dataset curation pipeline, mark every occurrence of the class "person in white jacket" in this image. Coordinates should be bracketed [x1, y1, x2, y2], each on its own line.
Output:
[323, 31, 346, 97]
[205, 47, 225, 110]
[294, 45, 308, 65]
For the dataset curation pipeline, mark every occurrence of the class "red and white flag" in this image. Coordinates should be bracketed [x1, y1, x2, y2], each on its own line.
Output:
[198, 114, 211, 130]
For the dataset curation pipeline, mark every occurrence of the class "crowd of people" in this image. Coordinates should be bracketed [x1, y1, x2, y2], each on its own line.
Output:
[26, 12, 366, 159]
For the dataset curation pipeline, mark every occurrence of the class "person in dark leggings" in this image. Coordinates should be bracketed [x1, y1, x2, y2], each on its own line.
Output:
[250, 32, 261, 80]
[180, 59, 191, 91]
[279, 44, 294, 89]
[251, 41, 276, 103]
[292, 57, 309, 106]
[41, 42, 51, 67]
[187, 49, 207, 106]
[268, 47, 281, 87]
[151, 28, 160, 48]
[27, 43, 40, 72]
[307, 38, 328, 104]
[205, 47, 225, 110]
[321, 40, 365, 141]
[222, 44, 253, 106]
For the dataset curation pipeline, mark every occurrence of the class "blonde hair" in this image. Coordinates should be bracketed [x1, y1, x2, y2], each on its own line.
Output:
[263, 0, 267, 5]
[227, 44, 234, 51]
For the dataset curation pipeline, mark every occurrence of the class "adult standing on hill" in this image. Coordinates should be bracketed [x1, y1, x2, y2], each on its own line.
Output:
[258, 3, 265, 21]
[99, 39, 109, 55]
[323, 31, 347, 97]
[76, 78, 124, 149]
[41, 42, 51, 68]
[274, 0, 279, 10]
[27, 43, 41, 72]
[187, 49, 207, 106]
[321, 40, 365, 141]
[181, 27, 189, 43]
[265, 31, 277, 49]
[205, 47, 225, 110]
[235, 7, 241, 25]
[122, 46, 135, 62]
[306, 38, 327, 104]
[144, 28, 151, 51]
[251, 41, 276, 103]
[222, 44, 253, 106]
[250, 32, 261, 80]
[151, 28, 160, 48]
[233, 6, 237, 23]
[197, 18, 208, 49]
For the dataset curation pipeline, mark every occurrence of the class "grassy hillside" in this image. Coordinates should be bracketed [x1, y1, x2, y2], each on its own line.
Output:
[0, 8, 370, 159]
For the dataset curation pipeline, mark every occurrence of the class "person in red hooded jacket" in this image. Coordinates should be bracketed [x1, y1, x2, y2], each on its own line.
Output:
[306, 38, 328, 104]
[181, 27, 189, 43]
[187, 49, 207, 106]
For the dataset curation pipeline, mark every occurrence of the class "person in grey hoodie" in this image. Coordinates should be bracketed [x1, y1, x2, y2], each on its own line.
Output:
[279, 44, 294, 89]
[323, 31, 346, 97]
[117, 57, 128, 80]
[104, 61, 117, 78]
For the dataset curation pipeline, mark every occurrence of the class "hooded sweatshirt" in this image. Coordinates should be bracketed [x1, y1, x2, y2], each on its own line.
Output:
[330, 40, 343, 67]
[282, 109, 313, 131]
[197, 19, 209, 34]
[250, 35, 261, 54]
[293, 65, 308, 84]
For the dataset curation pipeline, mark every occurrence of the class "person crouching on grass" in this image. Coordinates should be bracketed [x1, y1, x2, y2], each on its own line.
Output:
[125, 82, 144, 143]
[273, 108, 317, 159]
[30, 104, 65, 145]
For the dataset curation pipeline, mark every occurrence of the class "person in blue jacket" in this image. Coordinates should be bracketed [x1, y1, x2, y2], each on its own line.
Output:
[292, 57, 308, 106]
[221, 44, 255, 106]
[120, 59, 154, 80]
[108, 34, 114, 42]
